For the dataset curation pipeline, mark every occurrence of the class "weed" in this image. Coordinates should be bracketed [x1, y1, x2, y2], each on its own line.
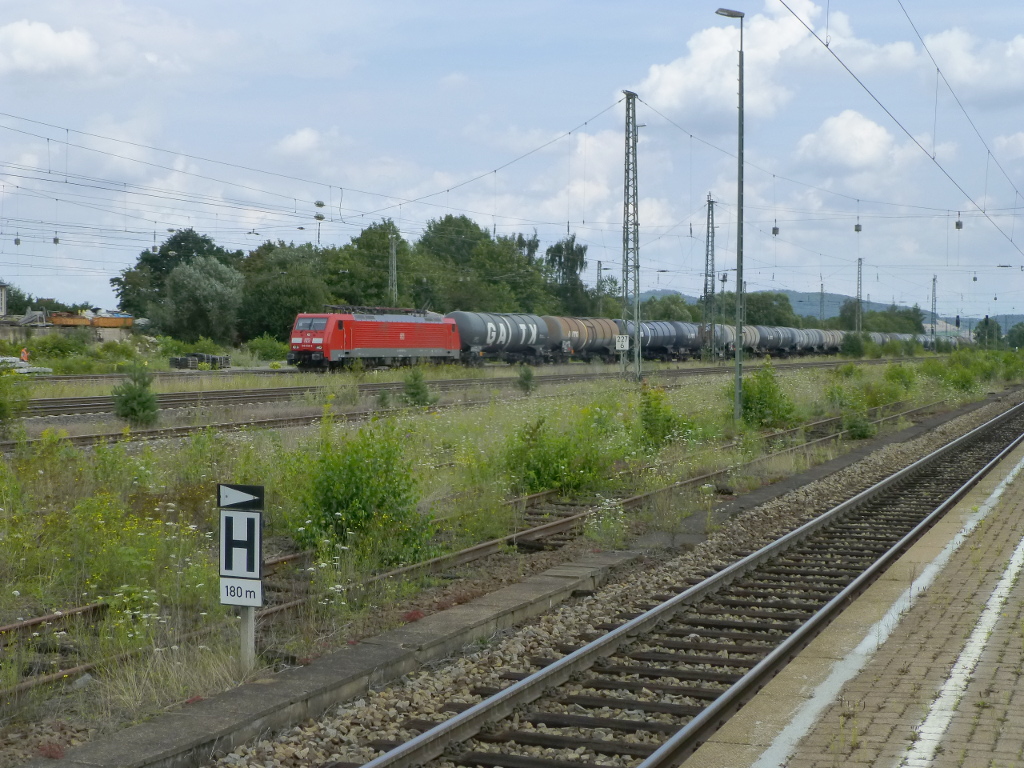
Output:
[583, 498, 629, 549]
[736, 358, 795, 428]
[639, 384, 692, 448]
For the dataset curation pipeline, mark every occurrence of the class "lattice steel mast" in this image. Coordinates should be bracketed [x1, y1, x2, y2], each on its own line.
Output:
[702, 193, 716, 359]
[621, 90, 641, 379]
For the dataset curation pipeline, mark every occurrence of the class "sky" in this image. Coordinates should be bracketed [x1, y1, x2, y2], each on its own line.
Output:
[1, 0, 1024, 321]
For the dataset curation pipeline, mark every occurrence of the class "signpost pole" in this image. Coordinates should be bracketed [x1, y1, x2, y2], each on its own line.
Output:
[240, 606, 255, 670]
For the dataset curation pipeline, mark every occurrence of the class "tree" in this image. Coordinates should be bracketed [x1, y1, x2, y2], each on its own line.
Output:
[545, 234, 589, 316]
[975, 316, 1002, 348]
[238, 244, 330, 340]
[112, 360, 158, 428]
[643, 294, 693, 322]
[1006, 322, 1024, 350]
[416, 214, 491, 267]
[149, 255, 243, 343]
[111, 229, 243, 318]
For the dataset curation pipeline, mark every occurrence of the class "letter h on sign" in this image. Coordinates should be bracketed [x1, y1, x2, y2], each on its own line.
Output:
[220, 510, 262, 579]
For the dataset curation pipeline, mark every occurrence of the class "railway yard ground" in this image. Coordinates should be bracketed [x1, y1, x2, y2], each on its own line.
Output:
[3, 368, 1024, 768]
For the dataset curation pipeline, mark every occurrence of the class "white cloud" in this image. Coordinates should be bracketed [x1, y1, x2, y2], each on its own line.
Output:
[277, 128, 324, 157]
[796, 110, 895, 169]
[634, 1, 821, 120]
[926, 29, 1024, 98]
[995, 132, 1024, 160]
[0, 20, 98, 75]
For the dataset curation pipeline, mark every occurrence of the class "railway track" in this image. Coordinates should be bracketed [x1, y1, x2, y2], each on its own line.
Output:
[338, 399, 1024, 768]
[25, 358, 899, 418]
[0, 398, 940, 698]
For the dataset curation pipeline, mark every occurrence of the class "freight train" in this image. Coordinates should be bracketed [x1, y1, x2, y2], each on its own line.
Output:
[287, 306, 943, 370]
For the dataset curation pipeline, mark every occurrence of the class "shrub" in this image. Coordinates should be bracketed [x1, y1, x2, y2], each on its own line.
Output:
[884, 363, 916, 392]
[842, 410, 876, 439]
[402, 367, 436, 406]
[738, 359, 795, 428]
[516, 364, 536, 395]
[112, 361, 158, 427]
[503, 410, 618, 494]
[295, 418, 431, 567]
[244, 333, 290, 361]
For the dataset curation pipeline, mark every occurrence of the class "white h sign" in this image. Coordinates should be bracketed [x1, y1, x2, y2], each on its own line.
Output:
[220, 509, 262, 580]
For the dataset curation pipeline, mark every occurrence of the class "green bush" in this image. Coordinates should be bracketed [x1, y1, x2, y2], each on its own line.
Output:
[842, 410, 876, 439]
[26, 332, 90, 359]
[295, 418, 431, 567]
[884, 363, 916, 391]
[112, 360, 158, 427]
[244, 333, 290, 361]
[503, 410, 618, 494]
[738, 359, 795, 428]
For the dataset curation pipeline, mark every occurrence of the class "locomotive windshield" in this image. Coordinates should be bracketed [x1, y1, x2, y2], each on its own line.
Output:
[295, 317, 328, 331]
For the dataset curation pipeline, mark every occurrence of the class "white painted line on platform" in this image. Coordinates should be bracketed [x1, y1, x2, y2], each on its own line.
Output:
[751, 450, 1024, 768]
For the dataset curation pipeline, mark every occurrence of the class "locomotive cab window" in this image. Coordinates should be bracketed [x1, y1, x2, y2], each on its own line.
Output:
[337, 320, 344, 330]
[295, 317, 328, 331]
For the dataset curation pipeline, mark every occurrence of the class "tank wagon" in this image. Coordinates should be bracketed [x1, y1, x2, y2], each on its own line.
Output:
[288, 307, 953, 370]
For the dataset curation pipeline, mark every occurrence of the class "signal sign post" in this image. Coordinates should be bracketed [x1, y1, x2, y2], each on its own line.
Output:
[218, 484, 264, 671]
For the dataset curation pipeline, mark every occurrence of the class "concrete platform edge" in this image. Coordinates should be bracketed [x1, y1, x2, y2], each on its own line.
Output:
[22, 550, 640, 768]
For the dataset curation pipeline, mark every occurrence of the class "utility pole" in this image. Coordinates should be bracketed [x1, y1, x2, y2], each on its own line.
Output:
[819, 281, 825, 323]
[388, 232, 398, 305]
[621, 90, 641, 380]
[856, 257, 863, 333]
[596, 261, 603, 317]
[702, 193, 716, 360]
[931, 275, 937, 343]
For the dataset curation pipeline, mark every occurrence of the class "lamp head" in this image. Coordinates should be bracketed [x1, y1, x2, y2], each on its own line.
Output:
[716, 8, 745, 18]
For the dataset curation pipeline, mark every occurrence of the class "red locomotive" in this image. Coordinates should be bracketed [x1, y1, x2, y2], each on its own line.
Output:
[287, 306, 460, 369]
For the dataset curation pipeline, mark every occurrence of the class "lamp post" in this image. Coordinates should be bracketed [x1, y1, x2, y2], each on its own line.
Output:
[717, 7, 744, 424]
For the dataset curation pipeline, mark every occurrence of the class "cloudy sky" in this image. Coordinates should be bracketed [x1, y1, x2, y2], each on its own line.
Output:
[1, 0, 1024, 320]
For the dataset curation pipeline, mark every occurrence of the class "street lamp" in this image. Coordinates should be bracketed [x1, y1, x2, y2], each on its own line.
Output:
[717, 6, 745, 424]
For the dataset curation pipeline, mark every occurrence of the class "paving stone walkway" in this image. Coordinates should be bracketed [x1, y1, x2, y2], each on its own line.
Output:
[690, 442, 1024, 768]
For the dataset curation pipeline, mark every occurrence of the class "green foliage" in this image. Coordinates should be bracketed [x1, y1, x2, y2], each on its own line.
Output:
[583, 498, 630, 549]
[502, 407, 619, 494]
[639, 384, 692, 448]
[244, 333, 290, 361]
[150, 255, 244, 344]
[737, 359, 795, 428]
[0, 372, 27, 437]
[516, 364, 536, 394]
[840, 333, 865, 358]
[112, 360, 158, 427]
[884, 363, 916, 391]
[842, 409, 877, 439]
[402, 367, 436, 406]
[295, 418, 431, 567]
[642, 294, 693, 322]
